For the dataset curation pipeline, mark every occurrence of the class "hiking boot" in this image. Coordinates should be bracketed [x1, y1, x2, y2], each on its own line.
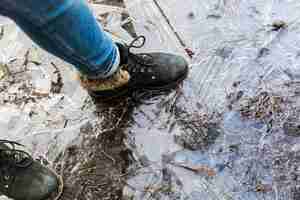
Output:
[81, 36, 189, 100]
[0, 140, 62, 200]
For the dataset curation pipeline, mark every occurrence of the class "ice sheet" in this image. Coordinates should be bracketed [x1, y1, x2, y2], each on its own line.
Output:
[123, 0, 300, 200]
[1, 1, 300, 200]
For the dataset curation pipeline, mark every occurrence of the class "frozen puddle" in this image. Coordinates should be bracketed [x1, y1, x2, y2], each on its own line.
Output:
[1, 0, 300, 200]
[123, 0, 300, 200]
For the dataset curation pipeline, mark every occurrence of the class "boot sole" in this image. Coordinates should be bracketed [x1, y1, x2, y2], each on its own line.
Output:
[89, 67, 189, 102]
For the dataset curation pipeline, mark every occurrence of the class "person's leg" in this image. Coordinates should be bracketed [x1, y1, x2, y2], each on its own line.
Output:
[0, 0, 188, 101]
[0, 0, 119, 78]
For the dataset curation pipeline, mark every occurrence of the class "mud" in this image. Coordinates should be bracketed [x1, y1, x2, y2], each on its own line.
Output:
[53, 124, 127, 200]
[52, 98, 136, 200]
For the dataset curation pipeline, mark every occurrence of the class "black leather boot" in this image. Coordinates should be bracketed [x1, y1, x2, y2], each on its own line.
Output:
[81, 36, 189, 100]
[0, 140, 62, 200]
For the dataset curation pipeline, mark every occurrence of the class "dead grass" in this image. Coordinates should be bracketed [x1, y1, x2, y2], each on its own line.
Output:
[239, 91, 284, 121]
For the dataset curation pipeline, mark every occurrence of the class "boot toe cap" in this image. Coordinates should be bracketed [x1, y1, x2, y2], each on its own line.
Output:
[173, 54, 189, 77]
[161, 53, 189, 81]
[31, 168, 59, 199]
[40, 171, 59, 196]
[13, 163, 60, 200]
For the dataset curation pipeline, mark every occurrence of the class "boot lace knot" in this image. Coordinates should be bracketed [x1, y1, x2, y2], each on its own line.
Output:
[125, 36, 155, 74]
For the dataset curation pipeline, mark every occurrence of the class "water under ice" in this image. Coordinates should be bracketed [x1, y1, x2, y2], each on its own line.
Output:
[1, 0, 300, 200]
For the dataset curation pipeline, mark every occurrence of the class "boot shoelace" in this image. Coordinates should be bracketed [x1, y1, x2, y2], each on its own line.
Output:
[0, 140, 33, 189]
[125, 36, 155, 74]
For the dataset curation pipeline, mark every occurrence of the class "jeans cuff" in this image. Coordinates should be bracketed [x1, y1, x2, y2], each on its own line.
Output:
[102, 44, 120, 78]
[85, 44, 120, 79]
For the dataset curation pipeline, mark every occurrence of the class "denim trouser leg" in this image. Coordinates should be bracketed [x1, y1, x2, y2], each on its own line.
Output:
[0, 0, 118, 78]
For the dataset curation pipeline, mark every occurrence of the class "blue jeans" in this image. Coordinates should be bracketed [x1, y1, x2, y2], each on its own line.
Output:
[0, 0, 118, 78]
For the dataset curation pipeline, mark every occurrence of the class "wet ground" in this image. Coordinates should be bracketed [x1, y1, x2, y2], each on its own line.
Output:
[1, 0, 300, 200]
[53, 100, 132, 200]
[122, 1, 300, 200]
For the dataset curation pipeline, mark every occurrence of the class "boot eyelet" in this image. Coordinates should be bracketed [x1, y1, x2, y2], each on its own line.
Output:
[4, 175, 10, 181]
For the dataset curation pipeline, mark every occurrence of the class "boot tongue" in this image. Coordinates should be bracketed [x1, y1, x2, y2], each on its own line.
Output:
[116, 43, 129, 65]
